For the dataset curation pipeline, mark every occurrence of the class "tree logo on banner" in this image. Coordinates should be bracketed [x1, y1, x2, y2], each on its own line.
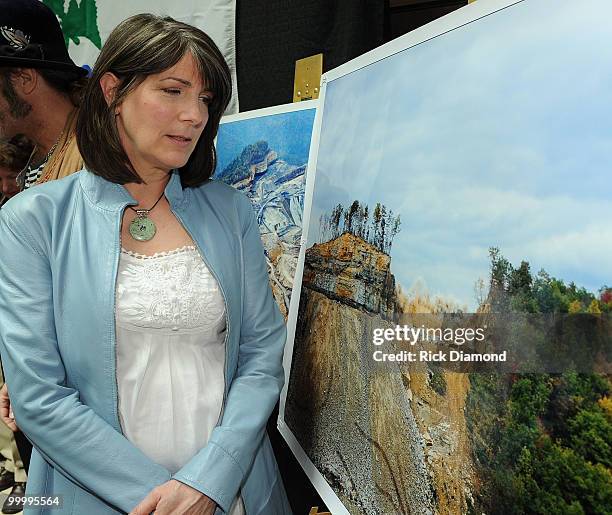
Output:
[42, 0, 102, 49]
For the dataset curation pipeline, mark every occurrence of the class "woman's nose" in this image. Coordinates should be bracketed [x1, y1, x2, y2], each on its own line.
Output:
[180, 99, 207, 127]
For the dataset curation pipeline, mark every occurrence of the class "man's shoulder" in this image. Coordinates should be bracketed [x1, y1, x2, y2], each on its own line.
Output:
[43, 130, 84, 182]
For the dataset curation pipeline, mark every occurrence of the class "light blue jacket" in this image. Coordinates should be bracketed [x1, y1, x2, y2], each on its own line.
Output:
[0, 170, 293, 514]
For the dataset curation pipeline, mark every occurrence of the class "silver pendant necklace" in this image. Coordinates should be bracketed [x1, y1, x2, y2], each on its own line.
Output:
[127, 191, 165, 241]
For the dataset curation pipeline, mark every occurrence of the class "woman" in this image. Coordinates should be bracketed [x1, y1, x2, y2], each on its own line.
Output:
[0, 14, 291, 515]
[0, 134, 35, 206]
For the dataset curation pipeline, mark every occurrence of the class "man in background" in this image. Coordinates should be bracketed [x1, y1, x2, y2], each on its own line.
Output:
[0, 0, 86, 188]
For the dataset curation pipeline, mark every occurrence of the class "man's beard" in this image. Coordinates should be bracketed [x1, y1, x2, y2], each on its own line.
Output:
[0, 72, 32, 122]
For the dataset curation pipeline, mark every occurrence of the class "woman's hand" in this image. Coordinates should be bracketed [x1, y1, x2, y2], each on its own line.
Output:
[130, 479, 217, 515]
[0, 383, 18, 432]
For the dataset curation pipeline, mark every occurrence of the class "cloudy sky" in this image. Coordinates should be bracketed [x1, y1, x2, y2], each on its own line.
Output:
[309, 0, 612, 310]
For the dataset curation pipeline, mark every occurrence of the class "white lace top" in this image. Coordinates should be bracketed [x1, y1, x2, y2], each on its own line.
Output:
[115, 245, 244, 514]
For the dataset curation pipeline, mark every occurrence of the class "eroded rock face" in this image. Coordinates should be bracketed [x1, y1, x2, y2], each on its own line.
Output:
[286, 233, 475, 514]
[286, 289, 435, 515]
[303, 233, 397, 322]
[286, 235, 436, 514]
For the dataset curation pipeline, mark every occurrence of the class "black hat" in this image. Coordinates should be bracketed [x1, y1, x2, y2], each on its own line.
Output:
[0, 0, 87, 77]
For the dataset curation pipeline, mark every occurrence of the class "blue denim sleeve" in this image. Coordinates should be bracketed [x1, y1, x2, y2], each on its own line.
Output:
[0, 208, 172, 513]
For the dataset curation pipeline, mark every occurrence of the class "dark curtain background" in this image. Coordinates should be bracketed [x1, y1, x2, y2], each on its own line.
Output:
[236, 0, 385, 112]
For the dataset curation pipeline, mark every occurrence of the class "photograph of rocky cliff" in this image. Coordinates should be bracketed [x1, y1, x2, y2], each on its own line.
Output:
[214, 105, 317, 317]
[285, 199, 475, 514]
[282, 1, 612, 513]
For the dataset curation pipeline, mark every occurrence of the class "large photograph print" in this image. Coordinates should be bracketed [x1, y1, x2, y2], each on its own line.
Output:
[214, 102, 317, 319]
[280, 0, 612, 514]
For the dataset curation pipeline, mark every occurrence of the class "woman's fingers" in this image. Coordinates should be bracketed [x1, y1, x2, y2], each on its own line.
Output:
[0, 383, 17, 432]
[137, 480, 216, 515]
[129, 489, 161, 515]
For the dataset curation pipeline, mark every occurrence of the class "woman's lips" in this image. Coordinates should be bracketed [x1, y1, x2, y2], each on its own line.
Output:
[167, 135, 192, 146]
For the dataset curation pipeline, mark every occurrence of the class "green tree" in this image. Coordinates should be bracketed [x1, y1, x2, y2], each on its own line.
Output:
[379, 204, 387, 251]
[328, 204, 343, 238]
[372, 203, 381, 248]
[345, 200, 360, 234]
[569, 409, 612, 467]
[43, 0, 102, 50]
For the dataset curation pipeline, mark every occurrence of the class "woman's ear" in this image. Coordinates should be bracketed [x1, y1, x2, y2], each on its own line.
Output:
[99, 72, 121, 111]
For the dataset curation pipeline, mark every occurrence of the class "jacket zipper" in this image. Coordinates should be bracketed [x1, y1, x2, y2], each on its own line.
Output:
[172, 208, 230, 425]
[112, 207, 126, 434]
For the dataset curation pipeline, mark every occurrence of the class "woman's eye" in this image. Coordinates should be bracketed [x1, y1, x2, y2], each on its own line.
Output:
[200, 96, 212, 104]
[163, 88, 181, 95]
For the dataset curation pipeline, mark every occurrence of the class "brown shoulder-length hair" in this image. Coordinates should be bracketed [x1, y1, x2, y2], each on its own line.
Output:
[0, 134, 36, 172]
[76, 14, 232, 187]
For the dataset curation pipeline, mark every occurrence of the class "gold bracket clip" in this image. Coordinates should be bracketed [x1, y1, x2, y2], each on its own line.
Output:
[308, 507, 331, 515]
[293, 54, 323, 102]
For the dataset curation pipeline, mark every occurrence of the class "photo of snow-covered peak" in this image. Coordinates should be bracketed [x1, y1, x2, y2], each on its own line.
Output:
[214, 105, 317, 318]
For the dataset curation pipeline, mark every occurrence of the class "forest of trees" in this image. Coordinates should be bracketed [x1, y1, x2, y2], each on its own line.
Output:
[467, 249, 611, 514]
[318, 200, 401, 254]
[487, 247, 611, 314]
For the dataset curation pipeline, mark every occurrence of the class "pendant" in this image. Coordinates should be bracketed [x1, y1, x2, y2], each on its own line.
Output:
[128, 211, 157, 241]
